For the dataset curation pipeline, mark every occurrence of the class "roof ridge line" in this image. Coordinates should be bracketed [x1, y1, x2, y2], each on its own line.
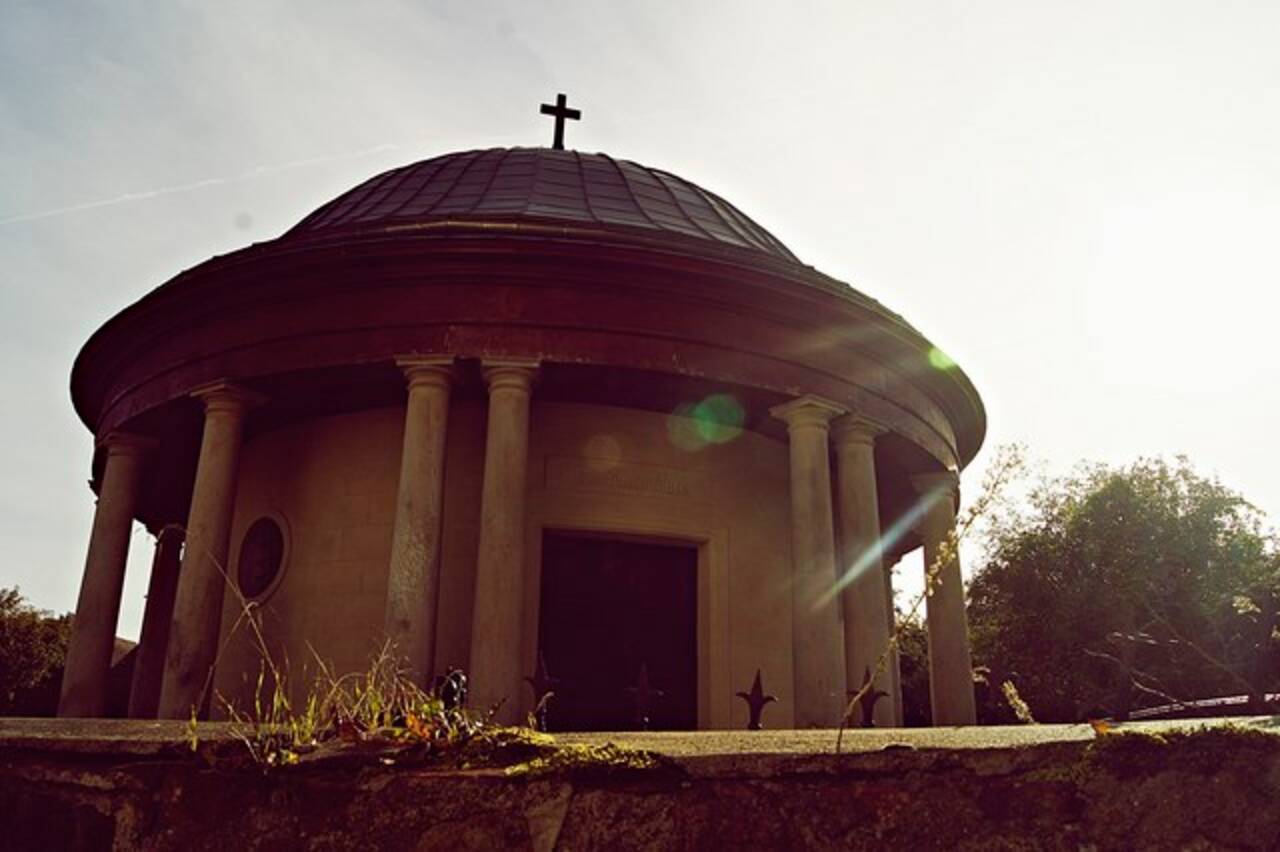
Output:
[294, 167, 397, 231]
[570, 150, 603, 224]
[689, 180, 799, 263]
[317, 163, 407, 225]
[597, 151, 665, 233]
[414, 149, 488, 219]
[649, 170, 721, 244]
[644, 163, 798, 262]
[461, 148, 508, 217]
[342, 150, 501, 225]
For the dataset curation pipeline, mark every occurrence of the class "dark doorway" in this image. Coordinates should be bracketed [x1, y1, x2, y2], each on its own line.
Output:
[538, 532, 698, 731]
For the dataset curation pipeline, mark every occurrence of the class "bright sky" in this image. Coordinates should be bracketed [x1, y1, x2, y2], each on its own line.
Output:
[3, 1, 1277, 639]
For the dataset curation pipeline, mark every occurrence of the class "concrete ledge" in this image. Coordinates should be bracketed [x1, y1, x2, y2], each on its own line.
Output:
[2, 717, 1278, 850]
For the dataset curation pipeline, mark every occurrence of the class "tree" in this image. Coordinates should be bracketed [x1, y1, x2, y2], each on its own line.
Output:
[895, 614, 932, 726]
[968, 457, 1279, 723]
[0, 588, 71, 715]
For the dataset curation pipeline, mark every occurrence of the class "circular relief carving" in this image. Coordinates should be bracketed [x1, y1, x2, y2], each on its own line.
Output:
[237, 516, 286, 600]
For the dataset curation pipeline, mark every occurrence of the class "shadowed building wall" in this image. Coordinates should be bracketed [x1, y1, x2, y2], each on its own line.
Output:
[211, 402, 794, 728]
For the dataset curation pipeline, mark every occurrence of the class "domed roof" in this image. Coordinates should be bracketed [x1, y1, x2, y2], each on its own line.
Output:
[287, 147, 800, 264]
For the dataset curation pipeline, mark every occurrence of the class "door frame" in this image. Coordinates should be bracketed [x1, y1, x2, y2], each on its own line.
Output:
[522, 509, 731, 729]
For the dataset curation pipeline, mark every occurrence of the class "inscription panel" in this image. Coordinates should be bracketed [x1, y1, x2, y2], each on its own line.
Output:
[545, 456, 703, 500]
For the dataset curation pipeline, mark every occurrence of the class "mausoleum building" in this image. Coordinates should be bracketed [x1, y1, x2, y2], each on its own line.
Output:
[59, 129, 986, 729]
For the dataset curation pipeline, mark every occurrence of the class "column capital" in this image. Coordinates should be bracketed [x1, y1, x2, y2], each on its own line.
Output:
[911, 470, 960, 502]
[831, 414, 887, 449]
[143, 520, 183, 539]
[155, 522, 185, 543]
[98, 431, 156, 458]
[481, 357, 540, 392]
[395, 356, 455, 391]
[190, 380, 266, 415]
[770, 395, 848, 430]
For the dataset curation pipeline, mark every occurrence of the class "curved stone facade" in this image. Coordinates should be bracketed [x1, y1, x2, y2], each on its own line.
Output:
[213, 402, 795, 728]
[60, 146, 987, 728]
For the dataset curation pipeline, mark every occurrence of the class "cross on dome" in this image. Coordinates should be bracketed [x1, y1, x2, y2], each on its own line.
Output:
[539, 93, 581, 150]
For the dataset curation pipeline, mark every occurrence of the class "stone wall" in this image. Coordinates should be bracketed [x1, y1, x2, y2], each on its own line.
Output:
[2, 719, 1279, 850]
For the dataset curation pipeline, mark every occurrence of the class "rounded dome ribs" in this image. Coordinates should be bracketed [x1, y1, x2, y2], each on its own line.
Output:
[287, 147, 800, 264]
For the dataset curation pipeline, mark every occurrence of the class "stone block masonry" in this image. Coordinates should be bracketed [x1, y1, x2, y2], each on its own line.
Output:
[2, 717, 1279, 850]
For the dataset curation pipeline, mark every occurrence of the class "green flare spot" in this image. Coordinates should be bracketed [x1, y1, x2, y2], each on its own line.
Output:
[692, 394, 745, 445]
[928, 347, 956, 370]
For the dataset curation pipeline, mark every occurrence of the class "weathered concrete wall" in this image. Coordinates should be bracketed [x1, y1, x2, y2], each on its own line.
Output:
[214, 407, 405, 706]
[2, 719, 1279, 851]
[214, 401, 794, 726]
[520, 401, 794, 728]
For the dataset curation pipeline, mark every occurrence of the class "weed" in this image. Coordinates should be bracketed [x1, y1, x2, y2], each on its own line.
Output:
[217, 636, 500, 771]
[838, 444, 1026, 749]
[1002, 680, 1036, 724]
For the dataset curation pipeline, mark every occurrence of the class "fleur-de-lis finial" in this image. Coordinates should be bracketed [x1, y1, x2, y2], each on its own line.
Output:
[524, 652, 559, 732]
[849, 666, 888, 728]
[626, 663, 664, 730]
[736, 669, 778, 730]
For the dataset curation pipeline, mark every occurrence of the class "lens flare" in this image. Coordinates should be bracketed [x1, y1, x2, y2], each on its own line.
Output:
[928, 347, 956, 370]
[692, 394, 745, 445]
[666, 393, 746, 452]
[666, 402, 706, 452]
[815, 487, 949, 611]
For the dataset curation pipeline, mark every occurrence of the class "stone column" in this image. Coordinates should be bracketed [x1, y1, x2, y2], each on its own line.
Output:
[384, 357, 454, 683]
[58, 433, 152, 717]
[158, 382, 261, 719]
[771, 396, 847, 728]
[128, 524, 184, 718]
[912, 472, 977, 726]
[831, 415, 897, 728]
[469, 359, 538, 723]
